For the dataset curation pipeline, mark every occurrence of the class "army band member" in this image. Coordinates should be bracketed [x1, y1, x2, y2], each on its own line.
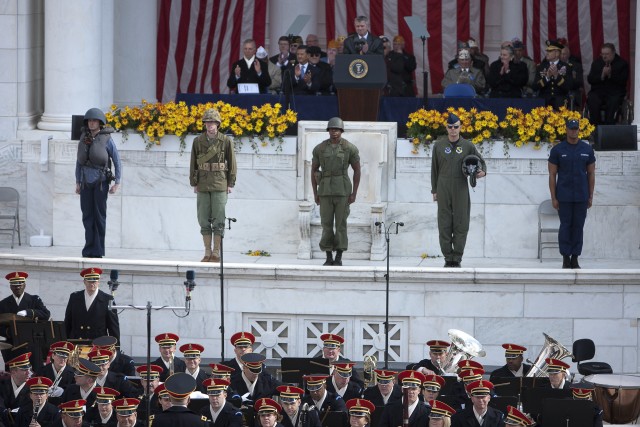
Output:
[230, 353, 280, 402]
[326, 362, 362, 401]
[362, 370, 401, 407]
[56, 399, 89, 427]
[61, 358, 102, 407]
[223, 332, 255, 377]
[13, 376, 61, 427]
[36, 342, 76, 400]
[85, 386, 119, 426]
[451, 380, 503, 427]
[0, 271, 50, 320]
[113, 398, 143, 427]
[345, 398, 375, 427]
[277, 385, 321, 427]
[489, 344, 531, 383]
[154, 384, 171, 412]
[379, 371, 429, 427]
[321, 334, 363, 388]
[89, 349, 138, 398]
[209, 363, 241, 406]
[428, 400, 456, 427]
[135, 365, 163, 424]
[93, 336, 136, 377]
[148, 373, 208, 426]
[179, 343, 207, 393]
[571, 385, 603, 427]
[503, 405, 534, 426]
[546, 358, 571, 389]
[450, 366, 484, 412]
[255, 398, 285, 427]
[407, 340, 450, 376]
[200, 378, 242, 427]
[0, 353, 33, 413]
[152, 333, 186, 382]
[422, 375, 445, 407]
[301, 375, 347, 416]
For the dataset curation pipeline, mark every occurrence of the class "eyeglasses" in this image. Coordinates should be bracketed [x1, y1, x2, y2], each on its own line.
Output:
[446, 125, 460, 129]
[309, 53, 321, 57]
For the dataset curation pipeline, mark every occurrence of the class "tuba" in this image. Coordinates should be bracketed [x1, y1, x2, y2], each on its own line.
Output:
[363, 355, 378, 388]
[526, 333, 574, 377]
[437, 329, 486, 374]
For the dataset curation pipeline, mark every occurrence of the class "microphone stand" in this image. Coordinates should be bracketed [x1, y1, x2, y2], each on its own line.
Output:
[375, 221, 404, 368]
[420, 35, 429, 106]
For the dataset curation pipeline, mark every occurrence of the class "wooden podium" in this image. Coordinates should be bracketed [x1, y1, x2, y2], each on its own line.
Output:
[333, 55, 386, 121]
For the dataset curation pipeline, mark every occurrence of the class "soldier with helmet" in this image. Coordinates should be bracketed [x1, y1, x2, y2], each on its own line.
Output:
[311, 117, 361, 266]
[75, 107, 122, 258]
[189, 108, 237, 263]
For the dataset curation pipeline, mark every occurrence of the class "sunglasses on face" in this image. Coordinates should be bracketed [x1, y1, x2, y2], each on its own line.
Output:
[447, 124, 460, 129]
[309, 53, 320, 57]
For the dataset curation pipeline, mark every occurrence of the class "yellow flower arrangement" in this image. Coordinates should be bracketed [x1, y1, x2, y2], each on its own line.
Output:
[406, 108, 446, 154]
[106, 100, 297, 152]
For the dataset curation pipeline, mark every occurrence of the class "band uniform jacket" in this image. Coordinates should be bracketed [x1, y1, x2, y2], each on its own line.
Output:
[109, 351, 136, 377]
[226, 57, 272, 94]
[405, 359, 445, 376]
[199, 401, 243, 427]
[100, 370, 140, 398]
[51, 418, 90, 427]
[362, 384, 402, 407]
[36, 364, 76, 390]
[14, 401, 61, 427]
[229, 371, 281, 401]
[378, 399, 430, 427]
[221, 358, 241, 378]
[451, 405, 504, 427]
[136, 393, 161, 425]
[151, 356, 187, 382]
[187, 369, 209, 394]
[301, 391, 347, 415]
[149, 405, 208, 427]
[489, 363, 532, 383]
[336, 355, 364, 388]
[85, 406, 117, 426]
[342, 33, 385, 55]
[326, 378, 362, 401]
[60, 384, 97, 407]
[0, 292, 50, 320]
[0, 378, 30, 410]
[280, 407, 322, 427]
[64, 289, 120, 342]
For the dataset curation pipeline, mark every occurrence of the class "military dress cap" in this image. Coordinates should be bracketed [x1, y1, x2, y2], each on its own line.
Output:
[277, 385, 304, 402]
[512, 39, 524, 49]
[154, 383, 169, 398]
[92, 336, 118, 350]
[446, 113, 461, 125]
[203, 378, 230, 395]
[398, 370, 426, 387]
[466, 379, 494, 396]
[255, 397, 282, 413]
[457, 40, 470, 49]
[290, 36, 303, 45]
[5, 271, 28, 284]
[426, 340, 450, 353]
[7, 352, 31, 369]
[230, 331, 255, 348]
[136, 364, 163, 379]
[346, 398, 375, 416]
[327, 39, 339, 49]
[321, 333, 345, 348]
[164, 372, 197, 398]
[457, 49, 471, 60]
[59, 399, 86, 417]
[179, 343, 204, 358]
[209, 363, 235, 377]
[81, 267, 102, 281]
[458, 368, 484, 382]
[428, 400, 456, 418]
[373, 369, 397, 383]
[113, 398, 140, 416]
[332, 362, 355, 378]
[76, 358, 101, 377]
[393, 35, 404, 43]
[26, 376, 53, 393]
[87, 348, 113, 365]
[303, 375, 329, 391]
[546, 39, 564, 51]
[502, 343, 527, 358]
[423, 374, 445, 392]
[50, 341, 75, 357]
[468, 38, 478, 48]
[155, 332, 179, 347]
[95, 386, 120, 404]
[545, 358, 570, 373]
[457, 359, 484, 370]
[504, 405, 534, 425]
[566, 119, 580, 130]
[571, 383, 594, 399]
[241, 353, 266, 373]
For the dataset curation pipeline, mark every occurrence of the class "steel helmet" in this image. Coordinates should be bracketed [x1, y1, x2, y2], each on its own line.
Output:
[326, 117, 344, 132]
[83, 108, 106, 126]
[202, 108, 222, 124]
[462, 154, 482, 188]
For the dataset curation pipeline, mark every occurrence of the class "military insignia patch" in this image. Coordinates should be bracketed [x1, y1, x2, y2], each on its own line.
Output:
[456, 146, 463, 154]
[444, 147, 451, 154]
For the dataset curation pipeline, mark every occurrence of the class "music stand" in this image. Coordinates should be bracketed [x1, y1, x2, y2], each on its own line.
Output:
[522, 388, 571, 415]
[541, 399, 594, 427]
[280, 357, 331, 385]
[10, 320, 66, 369]
[188, 394, 210, 414]
[488, 396, 518, 414]
[403, 16, 430, 104]
[492, 376, 550, 397]
[320, 411, 348, 427]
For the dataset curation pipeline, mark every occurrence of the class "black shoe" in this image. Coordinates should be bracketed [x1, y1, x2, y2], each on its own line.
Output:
[571, 255, 581, 269]
[334, 250, 343, 266]
[323, 251, 333, 266]
[451, 261, 461, 268]
[562, 256, 571, 269]
[444, 261, 453, 267]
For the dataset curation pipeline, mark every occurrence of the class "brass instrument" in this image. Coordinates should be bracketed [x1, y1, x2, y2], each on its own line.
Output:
[363, 355, 377, 388]
[50, 365, 65, 391]
[32, 404, 40, 422]
[526, 333, 573, 378]
[402, 386, 409, 427]
[437, 329, 485, 373]
[169, 350, 175, 376]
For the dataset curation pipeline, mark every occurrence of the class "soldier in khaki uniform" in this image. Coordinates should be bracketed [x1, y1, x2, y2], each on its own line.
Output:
[311, 117, 361, 266]
[189, 108, 237, 262]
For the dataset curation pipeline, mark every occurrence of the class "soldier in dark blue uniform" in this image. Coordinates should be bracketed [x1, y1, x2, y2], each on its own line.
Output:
[302, 375, 347, 417]
[61, 358, 102, 408]
[89, 349, 139, 398]
[406, 340, 450, 376]
[362, 370, 401, 407]
[489, 344, 532, 383]
[545, 358, 572, 390]
[449, 367, 485, 413]
[345, 398, 376, 427]
[571, 385, 603, 427]
[320, 333, 364, 388]
[422, 374, 445, 408]
[113, 397, 145, 427]
[149, 373, 208, 427]
[13, 376, 61, 427]
[254, 398, 286, 427]
[0, 353, 33, 413]
[277, 385, 321, 427]
[326, 362, 362, 401]
[85, 386, 119, 426]
[135, 364, 163, 425]
[180, 343, 208, 393]
[229, 353, 281, 402]
[36, 341, 77, 402]
[548, 119, 596, 269]
[223, 332, 256, 379]
[55, 398, 90, 427]
[200, 378, 243, 427]
[534, 40, 574, 110]
[93, 336, 136, 377]
[379, 371, 429, 427]
[451, 380, 503, 427]
[151, 333, 186, 382]
[427, 400, 456, 425]
[209, 363, 242, 406]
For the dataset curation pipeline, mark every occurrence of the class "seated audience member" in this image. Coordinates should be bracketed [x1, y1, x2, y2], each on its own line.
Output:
[587, 42, 629, 125]
[362, 369, 401, 406]
[307, 45, 334, 94]
[385, 35, 417, 97]
[283, 45, 319, 96]
[560, 45, 584, 110]
[325, 39, 339, 68]
[226, 38, 271, 94]
[259, 46, 283, 94]
[442, 49, 486, 94]
[447, 41, 486, 75]
[534, 39, 573, 110]
[487, 46, 528, 98]
[489, 344, 531, 382]
[270, 36, 295, 69]
[306, 34, 327, 59]
[342, 16, 384, 55]
[14, 376, 61, 427]
[289, 36, 303, 56]
[511, 39, 538, 95]
[451, 380, 502, 427]
[468, 37, 490, 77]
[381, 35, 392, 56]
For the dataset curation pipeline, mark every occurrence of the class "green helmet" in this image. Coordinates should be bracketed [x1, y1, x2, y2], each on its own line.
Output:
[202, 108, 222, 124]
[326, 117, 344, 132]
[83, 108, 106, 126]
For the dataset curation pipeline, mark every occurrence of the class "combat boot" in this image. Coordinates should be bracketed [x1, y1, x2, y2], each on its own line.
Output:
[210, 235, 221, 262]
[334, 250, 343, 266]
[570, 255, 580, 269]
[201, 235, 212, 262]
[323, 251, 333, 266]
[562, 255, 571, 269]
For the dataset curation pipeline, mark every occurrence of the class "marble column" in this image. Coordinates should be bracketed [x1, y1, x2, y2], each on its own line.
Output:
[501, 0, 523, 43]
[633, 4, 640, 145]
[38, 0, 114, 131]
[268, 1, 317, 54]
[114, 0, 157, 105]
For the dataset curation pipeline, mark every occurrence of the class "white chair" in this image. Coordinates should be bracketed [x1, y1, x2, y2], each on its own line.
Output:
[538, 199, 559, 261]
[0, 187, 21, 248]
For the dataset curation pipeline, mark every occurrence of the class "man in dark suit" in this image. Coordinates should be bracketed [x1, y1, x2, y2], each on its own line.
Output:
[451, 380, 503, 427]
[229, 353, 280, 402]
[113, 397, 144, 427]
[13, 376, 62, 427]
[379, 371, 429, 427]
[301, 375, 347, 417]
[489, 344, 532, 383]
[63, 267, 119, 342]
[282, 45, 320, 95]
[152, 333, 186, 382]
[306, 46, 334, 94]
[93, 336, 136, 377]
[0, 353, 33, 412]
[278, 385, 321, 427]
[226, 38, 271, 94]
[326, 362, 362, 402]
[61, 358, 102, 408]
[200, 378, 243, 427]
[406, 340, 450, 376]
[362, 369, 401, 407]
[35, 341, 76, 402]
[180, 343, 208, 393]
[342, 16, 384, 55]
[587, 42, 629, 125]
[148, 373, 208, 427]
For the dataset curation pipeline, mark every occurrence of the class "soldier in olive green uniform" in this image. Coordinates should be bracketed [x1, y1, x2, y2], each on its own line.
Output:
[311, 117, 361, 266]
[431, 113, 486, 267]
[190, 109, 237, 262]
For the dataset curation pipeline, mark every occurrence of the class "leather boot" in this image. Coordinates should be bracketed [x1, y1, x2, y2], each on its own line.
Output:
[201, 235, 212, 262]
[210, 235, 221, 262]
[562, 255, 571, 269]
[323, 251, 333, 266]
[334, 250, 343, 266]
[570, 255, 580, 269]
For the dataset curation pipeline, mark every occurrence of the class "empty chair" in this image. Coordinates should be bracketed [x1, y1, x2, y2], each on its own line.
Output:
[538, 199, 559, 261]
[443, 83, 476, 98]
[0, 187, 20, 249]
[572, 338, 613, 375]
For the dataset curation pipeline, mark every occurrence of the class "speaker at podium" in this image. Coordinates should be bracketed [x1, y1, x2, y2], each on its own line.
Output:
[333, 55, 387, 122]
